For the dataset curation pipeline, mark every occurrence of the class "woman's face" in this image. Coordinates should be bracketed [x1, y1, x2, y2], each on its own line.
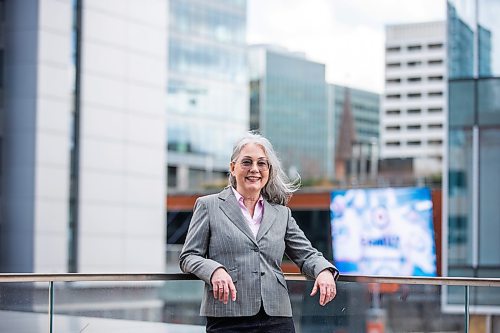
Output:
[230, 143, 270, 196]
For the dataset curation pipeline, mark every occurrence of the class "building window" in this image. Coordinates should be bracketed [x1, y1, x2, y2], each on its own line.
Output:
[428, 123, 443, 129]
[167, 166, 177, 188]
[407, 61, 422, 67]
[428, 59, 443, 65]
[428, 107, 443, 113]
[386, 125, 401, 131]
[386, 141, 401, 146]
[428, 139, 442, 145]
[479, 130, 500, 265]
[407, 140, 421, 146]
[407, 92, 422, 98]
[407, 44, 422, 51]
[386, 62, 401, 68]
[407, 124, 421, 130]
[386, 78, 401, 84]
[407, 77, 422, 83]
[428, 75, 443, 81]
[428, 43, 443, 49]
[386, 109, 401, 115]
[428, 91, 443, 97]
[407, 108, 422, 114]
[386, 46, 401, 52]
[386, 94, 401, 99]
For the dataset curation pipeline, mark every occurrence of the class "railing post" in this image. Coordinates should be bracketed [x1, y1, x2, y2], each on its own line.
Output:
[465, 285, 470, 333]
[49, 281, 54, 333]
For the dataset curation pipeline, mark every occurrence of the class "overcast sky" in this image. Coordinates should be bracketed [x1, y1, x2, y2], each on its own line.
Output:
[247, 0, 446, 93]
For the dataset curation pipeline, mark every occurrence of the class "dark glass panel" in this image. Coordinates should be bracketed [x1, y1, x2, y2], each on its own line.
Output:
[478, 78, 500, 125]
[449, 79, 476, 127]
[479, 128, 500, 265]
[448, 129, 473, 266]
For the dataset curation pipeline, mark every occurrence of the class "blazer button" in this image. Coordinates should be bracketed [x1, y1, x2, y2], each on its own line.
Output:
[260, 272, 265, 276]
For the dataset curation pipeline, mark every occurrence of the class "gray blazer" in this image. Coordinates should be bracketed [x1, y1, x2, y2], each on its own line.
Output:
[179, 186, 337, 317]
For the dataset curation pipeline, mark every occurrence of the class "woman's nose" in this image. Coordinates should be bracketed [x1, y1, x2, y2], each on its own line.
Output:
[249, 162, 259, 171]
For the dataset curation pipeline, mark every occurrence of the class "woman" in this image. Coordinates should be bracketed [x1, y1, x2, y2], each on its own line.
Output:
[179, 132, 338, 332]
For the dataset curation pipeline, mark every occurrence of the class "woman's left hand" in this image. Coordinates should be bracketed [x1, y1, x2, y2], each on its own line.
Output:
[310, 269, 337, 306]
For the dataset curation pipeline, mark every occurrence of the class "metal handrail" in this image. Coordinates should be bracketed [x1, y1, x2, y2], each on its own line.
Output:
[0, 273, 499, 287]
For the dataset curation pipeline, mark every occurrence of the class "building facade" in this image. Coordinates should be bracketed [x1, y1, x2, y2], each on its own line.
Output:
[0, 0, 167, 274]
[381, 22, 447, 179]
[328, 84, 380, 183]
[445, 0, 500, 315]
[166, 0, 248, 191]
[249, 45, 330, 180]
[330, 84, 380, 146]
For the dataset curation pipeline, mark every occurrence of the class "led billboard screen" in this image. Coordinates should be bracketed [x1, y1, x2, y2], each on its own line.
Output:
[331, 187, 436, 276]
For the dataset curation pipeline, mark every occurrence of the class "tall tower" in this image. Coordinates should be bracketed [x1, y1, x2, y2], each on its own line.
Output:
[166, 0, 248, 191]
[381, 21, 446, 179]
[334, 88, 357, 181]
[249, 45, 329, 180]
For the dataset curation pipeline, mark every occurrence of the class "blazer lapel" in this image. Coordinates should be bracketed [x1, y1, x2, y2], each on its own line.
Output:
[256, 200, 277, 242]
[218, 187, 258, 245]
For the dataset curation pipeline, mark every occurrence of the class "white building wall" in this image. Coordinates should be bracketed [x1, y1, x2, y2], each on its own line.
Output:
[1, 0, 167, 273]
[33, 0, 74, 272]
[381, 21, 446, 177]
[78, 0, 167, 272]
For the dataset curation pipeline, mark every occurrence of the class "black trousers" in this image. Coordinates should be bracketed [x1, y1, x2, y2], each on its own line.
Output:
[206, 305, 296, 333]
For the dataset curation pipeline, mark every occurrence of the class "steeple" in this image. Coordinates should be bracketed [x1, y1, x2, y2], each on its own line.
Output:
[335, 87, 357, 180]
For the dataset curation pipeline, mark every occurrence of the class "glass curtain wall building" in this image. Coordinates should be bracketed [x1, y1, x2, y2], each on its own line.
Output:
[249, 45, 330, 181]
[330, 84, 380, 146]
[445, 0, 500, 312]
[167, 0, 248, 191]
[328, 84, 380, 184]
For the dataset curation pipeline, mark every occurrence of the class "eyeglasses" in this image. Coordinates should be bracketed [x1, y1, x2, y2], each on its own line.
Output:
[236, 158, 270, 171]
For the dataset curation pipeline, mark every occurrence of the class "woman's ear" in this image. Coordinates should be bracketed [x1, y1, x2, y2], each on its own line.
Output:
[229, 162, 235, 175]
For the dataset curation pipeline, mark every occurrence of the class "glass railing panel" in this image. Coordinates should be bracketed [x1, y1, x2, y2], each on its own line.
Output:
[52, 280, 206, 332]
[4, 275, 498, 332]
[161, 279, 205, 325]
[469, 286, 500, 307]
[0, 282, 52, 333]
[287, 280, 467, 333]
[447, 285, 468, 307]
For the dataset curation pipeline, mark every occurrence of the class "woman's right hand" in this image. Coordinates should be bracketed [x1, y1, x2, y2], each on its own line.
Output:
[211, 267, 237, 304]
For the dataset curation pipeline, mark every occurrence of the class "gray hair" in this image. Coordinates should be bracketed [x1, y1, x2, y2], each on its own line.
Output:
[228, 132, 300, 205]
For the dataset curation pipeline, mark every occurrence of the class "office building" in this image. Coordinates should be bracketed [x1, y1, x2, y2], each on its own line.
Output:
[167, 0, 248, 191]
[330, 85, 380, 146]
[249, 45, 330, 180]
[445, 0, 500, 315]
[0, 0, 167, 273]
[328, 84, 380, 183]
[381, 22, 447, 179]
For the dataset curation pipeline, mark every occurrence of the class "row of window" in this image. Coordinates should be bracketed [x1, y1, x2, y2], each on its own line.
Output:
[385, 139, 443, 147]
[386, 91, 443, 99]
[387, 59, 443, 68]
[385, 107, 443, 115]
[169, 1, 246, 44]
[386, 43, 443, 53]
[386, 75, 444, 84]
[385, 123, 443, 131]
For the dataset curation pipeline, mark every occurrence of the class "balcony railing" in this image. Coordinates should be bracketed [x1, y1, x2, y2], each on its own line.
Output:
[1, 273, 499, 333]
